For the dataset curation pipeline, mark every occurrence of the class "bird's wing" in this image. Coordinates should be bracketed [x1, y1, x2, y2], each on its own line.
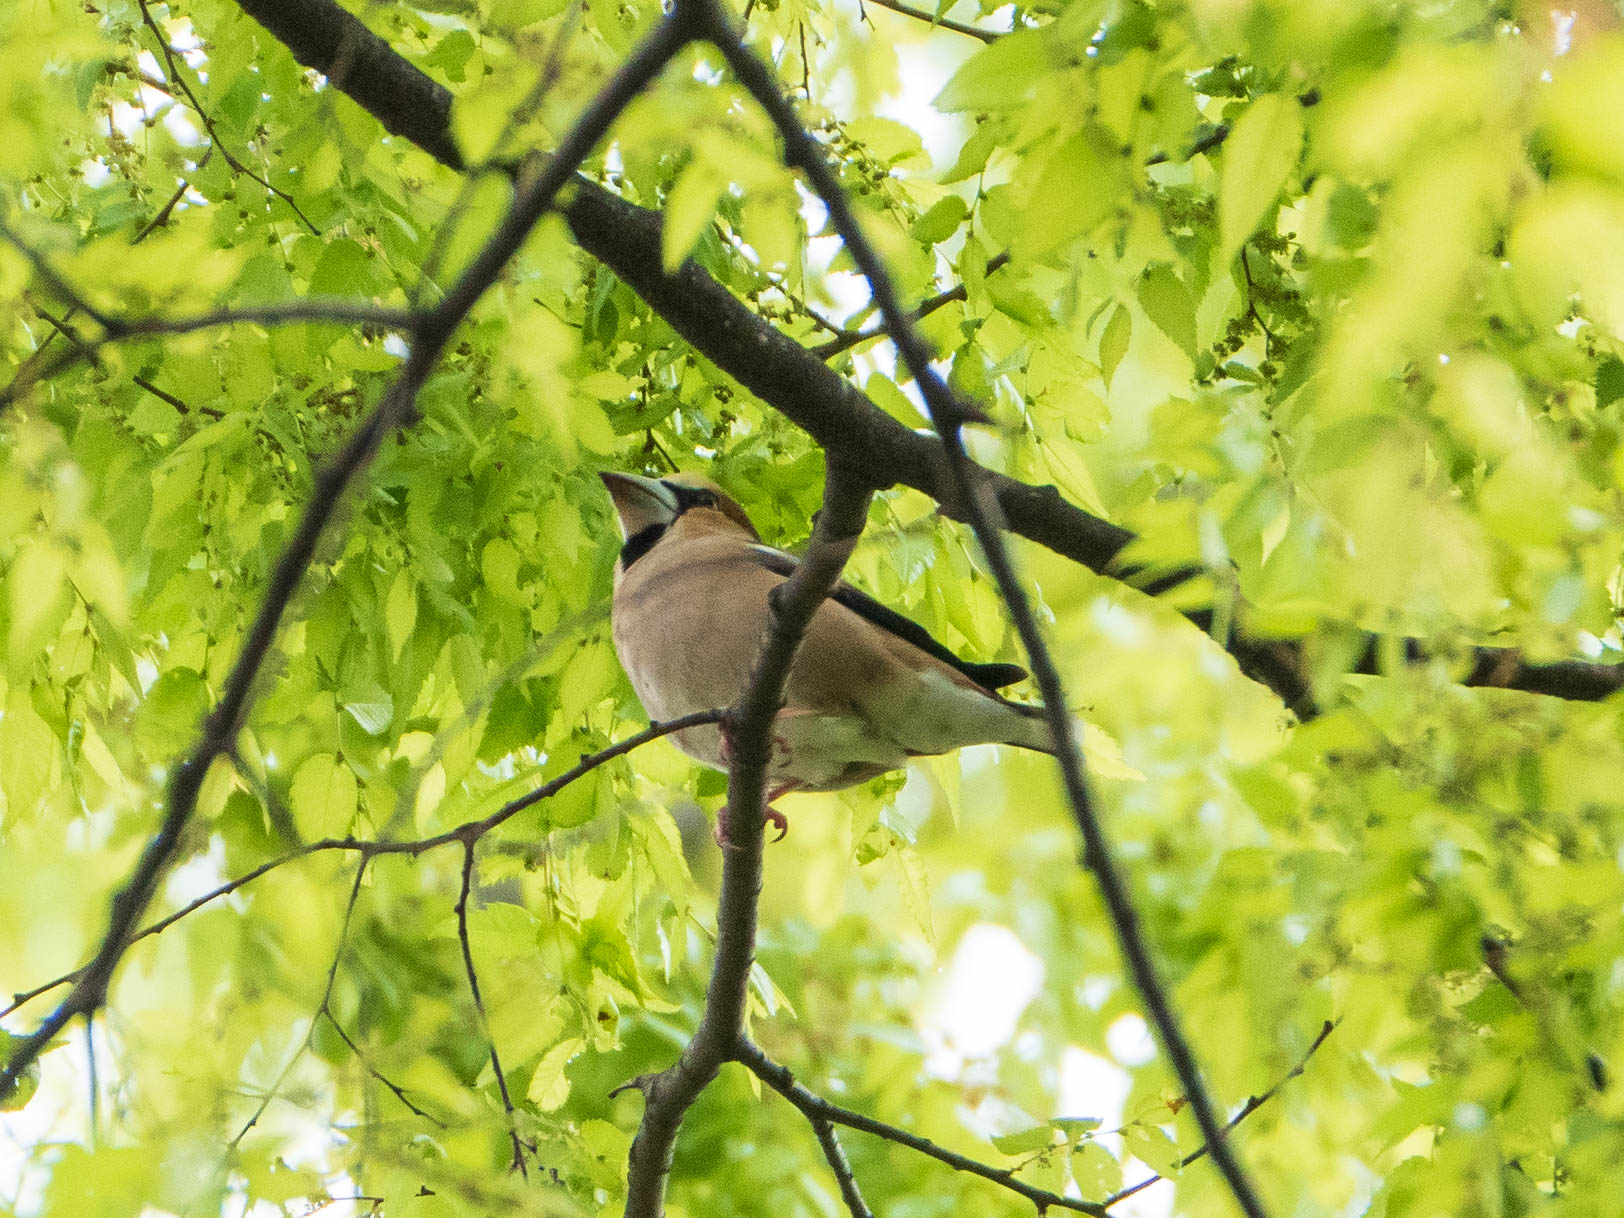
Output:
[745, 544, 1028, 692]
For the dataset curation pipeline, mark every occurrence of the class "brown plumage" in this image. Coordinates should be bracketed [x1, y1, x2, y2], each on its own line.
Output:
[601, 472, 1054, 809]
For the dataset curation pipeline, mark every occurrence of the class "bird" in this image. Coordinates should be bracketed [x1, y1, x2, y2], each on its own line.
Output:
[599, 470, 1055, 841]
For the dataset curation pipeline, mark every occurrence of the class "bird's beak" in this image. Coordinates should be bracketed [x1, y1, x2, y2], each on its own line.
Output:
[599, 471, 680, 540]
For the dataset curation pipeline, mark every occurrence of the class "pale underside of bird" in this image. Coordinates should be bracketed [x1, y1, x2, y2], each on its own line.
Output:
[600, 472, 1054, 828]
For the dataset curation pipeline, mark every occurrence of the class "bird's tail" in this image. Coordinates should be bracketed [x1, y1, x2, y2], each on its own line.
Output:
[999, 700, 1056, 755]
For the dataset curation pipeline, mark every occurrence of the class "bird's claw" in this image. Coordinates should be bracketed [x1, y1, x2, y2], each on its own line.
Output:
[713, 799, 792, 848]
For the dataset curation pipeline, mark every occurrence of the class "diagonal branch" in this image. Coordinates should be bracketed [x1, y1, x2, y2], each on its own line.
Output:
[812, 1116, 876, 1218]
[621, 465, 875, 1218]
[738, 1022, 1335, 1214]
[693, 8, 1273, 1216]
[0, 16, 691, 1101]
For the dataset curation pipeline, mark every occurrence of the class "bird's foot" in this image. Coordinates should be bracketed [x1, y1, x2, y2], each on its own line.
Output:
[765, 802, 790, 843]
[713, 787, 797, 848]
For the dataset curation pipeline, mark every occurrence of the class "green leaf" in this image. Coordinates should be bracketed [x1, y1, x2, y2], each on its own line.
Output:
[8, 541, 68, 671]
[1052, 1116, 1102, 1140]
[991, 1123, 1060, 1155]
[1016, 126, 1130, 259]
[385, 569, 417, 660]
[940, 119, 1002, 184]
[527, 1036, 584, 1110]
[866, 372, 930, 428]
[662, 158, 727, 273]
[1070, 1141, 1123, 1196]
[0, 1031, 40, 1111]
[1218, 93, 1303, 265]
[910, 195, 968, 246]
[1099, 304, 1131, 390]
[1123, 1123, 1182, 1177]
[308, 238, 374, 298]
[0, 692, 56, 820]
[934, 28, 1050, 113]
[1135, 264, 1197, 361]
[1596, 356, 1624, 409]
[290, 752, 357, 839]
[343, 687, 394, 736]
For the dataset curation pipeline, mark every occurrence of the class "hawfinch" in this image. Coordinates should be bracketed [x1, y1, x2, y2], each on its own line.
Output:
[600, 472, 1054, 829]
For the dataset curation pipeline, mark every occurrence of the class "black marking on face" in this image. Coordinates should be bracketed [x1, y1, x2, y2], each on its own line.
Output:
[620, 524, 666, 570]
[667, 482, 719, 513]
[618, 483, 726, 569]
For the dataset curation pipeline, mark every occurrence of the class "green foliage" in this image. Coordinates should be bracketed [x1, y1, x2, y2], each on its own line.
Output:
[4, 0, 1624, 1216]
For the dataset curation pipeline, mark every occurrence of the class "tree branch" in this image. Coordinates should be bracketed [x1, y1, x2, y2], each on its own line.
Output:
[735, 1038, 1105, 1215]
[695, 9, 1273, 1215]
[1102, 1019, 1335, 1208]
[857, 0, 1001, 42]
[811, 1116, 876, 1218]
[738, 1022, 1335, 1215]
[621, 467, 874, 1218]
[2, 711, 724, 1023]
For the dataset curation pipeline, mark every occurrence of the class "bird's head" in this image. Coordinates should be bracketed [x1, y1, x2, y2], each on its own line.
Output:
[599, 472, 760, 566]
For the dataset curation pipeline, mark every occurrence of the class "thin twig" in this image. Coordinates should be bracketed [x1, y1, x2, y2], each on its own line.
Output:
[1102, 1019, 1336, 1208]
[812, 1117, 875, 1218]
[27, 301, 226, 419]
[697, 9, 1273, 1216]
[456, 841, 528, 1178]
[812, 251, 1012, 359]
[132, 155, 205, 243]
[2, 711, 724, 1023]
[225, 864, 370, 1152]
[307, 861, 447, 1126]
[857, 0, 1001, 42]
[321, 1013, 446, 1125]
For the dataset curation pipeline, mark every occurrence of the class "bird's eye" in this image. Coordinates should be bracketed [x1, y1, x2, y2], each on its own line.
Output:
[693, 491, 716, 508]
